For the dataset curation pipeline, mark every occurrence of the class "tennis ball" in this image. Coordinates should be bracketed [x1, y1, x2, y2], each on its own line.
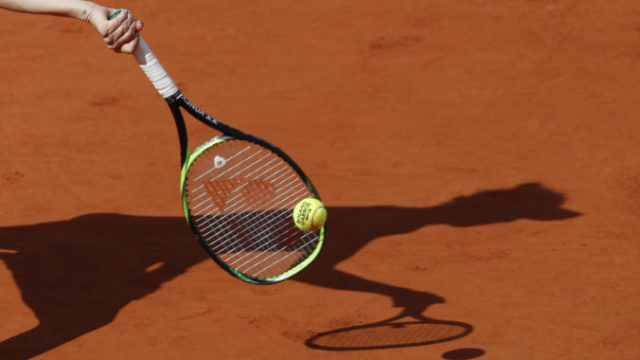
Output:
[293, 198, 327, 232]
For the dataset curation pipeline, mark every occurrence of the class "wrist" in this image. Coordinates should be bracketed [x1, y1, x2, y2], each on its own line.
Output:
[72, 1, 101, 22]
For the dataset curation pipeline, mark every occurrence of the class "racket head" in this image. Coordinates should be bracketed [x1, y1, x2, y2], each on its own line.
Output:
[180, 136, 325, 284]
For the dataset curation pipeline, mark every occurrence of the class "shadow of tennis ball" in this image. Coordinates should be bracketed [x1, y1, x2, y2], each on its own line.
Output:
[442, 348, 485, 359]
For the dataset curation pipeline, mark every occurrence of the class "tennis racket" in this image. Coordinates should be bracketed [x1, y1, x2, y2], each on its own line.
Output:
[112, 11, 325, 284]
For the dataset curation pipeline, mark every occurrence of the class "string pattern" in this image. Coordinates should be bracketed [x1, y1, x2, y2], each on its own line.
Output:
[185, 139, 320, 280]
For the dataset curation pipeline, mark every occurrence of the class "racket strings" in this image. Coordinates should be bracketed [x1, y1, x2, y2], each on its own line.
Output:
[194, 167, 303, 230]
[185, 139, 320, 280]
[192, 163, 308, 249]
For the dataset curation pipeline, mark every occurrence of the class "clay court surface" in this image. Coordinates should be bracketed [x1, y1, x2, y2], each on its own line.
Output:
[1, 0, 639, 359]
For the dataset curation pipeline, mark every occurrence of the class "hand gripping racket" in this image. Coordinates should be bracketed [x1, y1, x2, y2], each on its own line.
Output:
[113, 12, 325, 284]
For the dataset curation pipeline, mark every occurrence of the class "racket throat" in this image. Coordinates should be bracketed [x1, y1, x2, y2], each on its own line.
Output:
[167, 100, 189, 165]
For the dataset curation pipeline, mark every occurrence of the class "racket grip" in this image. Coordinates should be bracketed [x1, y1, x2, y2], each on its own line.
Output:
[133, 37, 180, 99]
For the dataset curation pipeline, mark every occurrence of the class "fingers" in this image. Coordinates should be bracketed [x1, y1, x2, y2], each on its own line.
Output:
[104, 9, 142, 53]
[118, 35, 140, 54]
[104, 9, 133, 49]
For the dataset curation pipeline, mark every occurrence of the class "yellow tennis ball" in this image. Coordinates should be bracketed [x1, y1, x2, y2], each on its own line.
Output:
[293, 198, 327, 232]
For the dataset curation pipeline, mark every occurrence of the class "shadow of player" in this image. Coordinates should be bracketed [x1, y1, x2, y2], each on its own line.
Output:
[0, 182, 580, 358]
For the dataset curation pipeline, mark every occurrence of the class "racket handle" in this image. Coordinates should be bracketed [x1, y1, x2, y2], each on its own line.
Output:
[133, 37, 180, 99]
[107, 10, 178, 98]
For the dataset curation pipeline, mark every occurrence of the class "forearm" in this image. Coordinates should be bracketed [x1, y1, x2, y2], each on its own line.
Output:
[1, 0, 143, 53]
[0, 0, 100, 21]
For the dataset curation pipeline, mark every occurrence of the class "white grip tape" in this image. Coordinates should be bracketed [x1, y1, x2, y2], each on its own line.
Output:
[134, 37, 179, 99]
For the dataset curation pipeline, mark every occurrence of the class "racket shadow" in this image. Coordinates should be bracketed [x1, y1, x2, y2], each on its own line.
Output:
[298, 182, 581, 351]
[0, 214, 207, 360]
[306, 308, 473, 351]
